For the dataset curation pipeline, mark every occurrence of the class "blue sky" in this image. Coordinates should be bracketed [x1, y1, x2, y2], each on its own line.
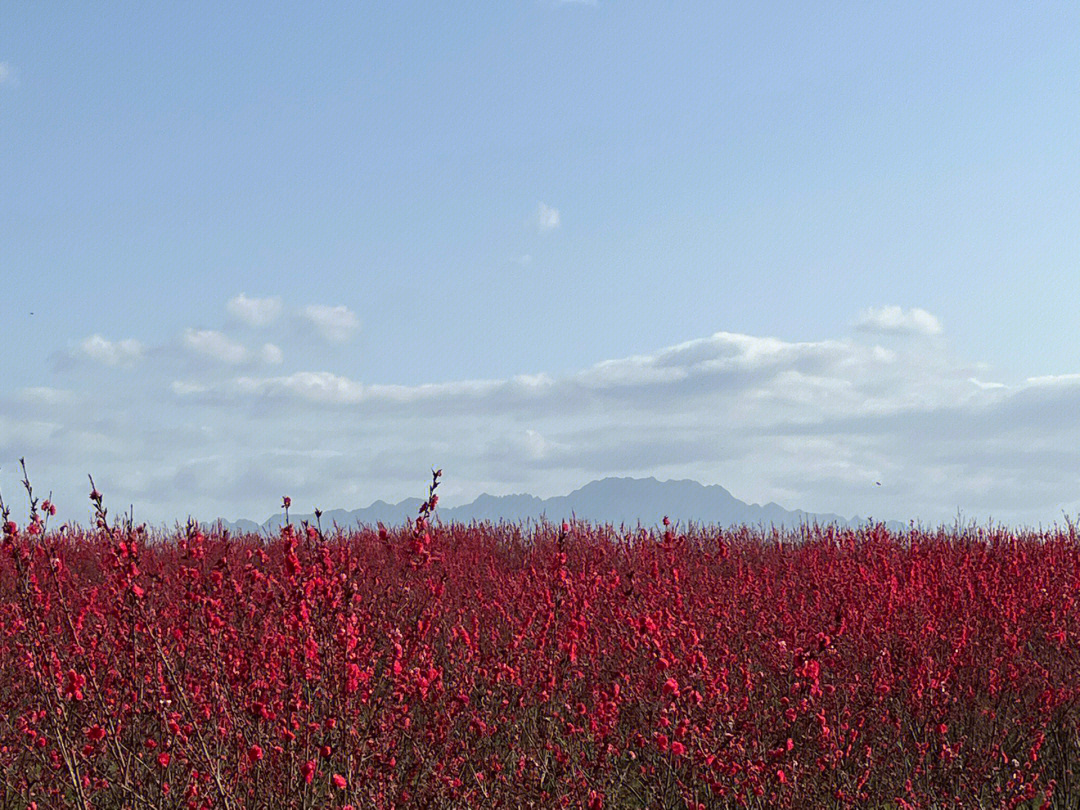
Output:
[2, 2, 1079, 525]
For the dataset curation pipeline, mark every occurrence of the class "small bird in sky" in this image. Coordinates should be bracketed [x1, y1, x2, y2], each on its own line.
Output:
[875, 481, 881, 486]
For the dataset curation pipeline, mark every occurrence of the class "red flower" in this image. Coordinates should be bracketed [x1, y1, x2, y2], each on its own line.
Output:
[301, 759, 315, 784]
[63, 669, 86, 701]
[332, 773, 347, 789]
[248, 745, 263, 762]
[157, 752, 170, 769]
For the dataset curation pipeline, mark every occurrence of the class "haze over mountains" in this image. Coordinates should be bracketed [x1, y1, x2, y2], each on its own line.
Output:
[213, 477, 902, 534]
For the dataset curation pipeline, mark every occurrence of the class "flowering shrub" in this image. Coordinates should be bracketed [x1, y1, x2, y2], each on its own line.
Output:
[1, 469, 1080, 807]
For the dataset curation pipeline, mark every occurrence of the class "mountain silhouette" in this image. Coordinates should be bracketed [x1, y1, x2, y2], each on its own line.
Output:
[212, 476, 897, 534]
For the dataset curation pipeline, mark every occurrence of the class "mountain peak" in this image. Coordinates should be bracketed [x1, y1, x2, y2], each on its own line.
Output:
[217, 476, 885, 534]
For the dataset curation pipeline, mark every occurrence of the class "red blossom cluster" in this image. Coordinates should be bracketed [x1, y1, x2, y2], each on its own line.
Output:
[2, 471, 1080, 808]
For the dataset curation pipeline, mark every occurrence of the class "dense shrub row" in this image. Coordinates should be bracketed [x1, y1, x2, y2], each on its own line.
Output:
[2, 472, 1080, 808]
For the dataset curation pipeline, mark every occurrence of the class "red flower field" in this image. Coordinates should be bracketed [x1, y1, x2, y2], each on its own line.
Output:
[2, 471, 1080, 808]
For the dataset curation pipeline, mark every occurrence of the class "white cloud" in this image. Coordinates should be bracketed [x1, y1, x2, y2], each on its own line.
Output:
[237, 371, 365, 404]
[183, 329, 249, 365]
[871, 346, 896, 363]
[227, 293, 282, 327]
[18, 387, 73, 405]
[1025, 374, 1080, 387]
[260, 343, 283, 365]
[76, 335, 144, 367]
[301, 304, 360, 343]
[180, 333, 279, 368]
[855, 306, 943, 336]
[0, 63, 14, 86]
[233, 372, 502, 406]
[521, 429, 555, 461]
[536, 202, 560, 232]
[218, 330, 912, 422]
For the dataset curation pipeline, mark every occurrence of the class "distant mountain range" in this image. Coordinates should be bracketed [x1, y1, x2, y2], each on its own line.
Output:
[211, 476, 903, 534]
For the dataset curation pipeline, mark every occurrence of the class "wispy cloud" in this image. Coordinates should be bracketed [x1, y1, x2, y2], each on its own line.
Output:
[74, 335, 145, 367]
[301, 304, 360, 343]
[170, 380, 207, 396]
[0, 63, 14, 86]
[226, 372, 504, 407]
[183, 329, 250, 365]
[18, 387, 73, 405]
[227, 293, 282, 327]
[855, 306, 943, 336]
[536, 202, 560, 232]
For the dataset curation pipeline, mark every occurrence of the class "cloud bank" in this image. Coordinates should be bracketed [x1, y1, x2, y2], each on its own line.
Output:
[4, 301, 1079, 528]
